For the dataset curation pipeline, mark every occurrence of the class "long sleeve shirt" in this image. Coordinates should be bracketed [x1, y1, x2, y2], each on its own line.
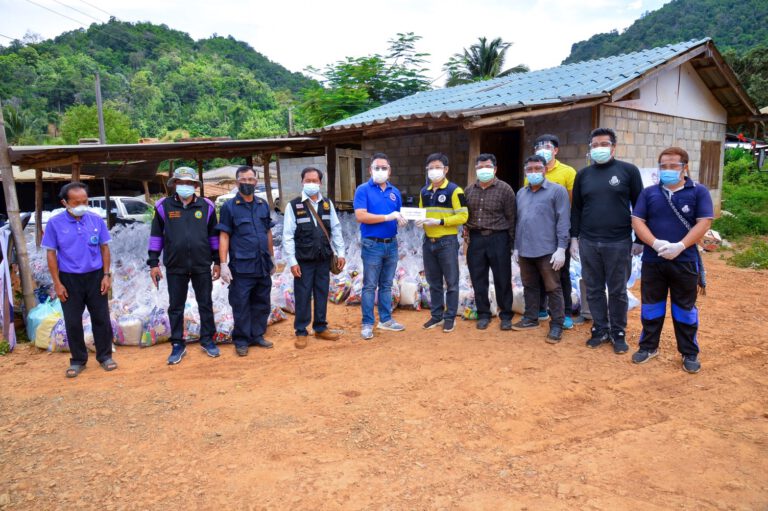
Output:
[515, 180, 570, 258]
[464, 178, 517, 244]
[283, 192, 345, 267]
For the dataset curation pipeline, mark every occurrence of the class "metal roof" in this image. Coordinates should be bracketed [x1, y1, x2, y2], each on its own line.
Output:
[313, 38, 755, 134]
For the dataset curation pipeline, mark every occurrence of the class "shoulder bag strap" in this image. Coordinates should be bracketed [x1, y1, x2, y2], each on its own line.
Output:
[303, 199, 335, 255]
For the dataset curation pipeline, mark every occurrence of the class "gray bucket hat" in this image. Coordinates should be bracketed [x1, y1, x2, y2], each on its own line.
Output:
[167, 166, 201, 186]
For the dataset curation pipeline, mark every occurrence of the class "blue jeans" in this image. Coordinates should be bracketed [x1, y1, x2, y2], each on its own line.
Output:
[423, 235, 460, 320]
[361, 238, 398, 326]
[579, 237, 632, 335]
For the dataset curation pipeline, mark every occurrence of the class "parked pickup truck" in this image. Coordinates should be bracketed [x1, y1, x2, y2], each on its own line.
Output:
[87, 196, 152, 222]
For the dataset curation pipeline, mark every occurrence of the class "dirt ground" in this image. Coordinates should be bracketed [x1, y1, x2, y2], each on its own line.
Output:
[0, 253, 766, 511]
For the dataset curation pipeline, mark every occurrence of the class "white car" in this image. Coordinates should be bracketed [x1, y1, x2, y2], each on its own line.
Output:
[215, 183, 280, 210]
[88, 196, 152, 222]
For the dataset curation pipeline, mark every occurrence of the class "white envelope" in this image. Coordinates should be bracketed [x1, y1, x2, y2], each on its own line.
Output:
[400, 207, 427, 221]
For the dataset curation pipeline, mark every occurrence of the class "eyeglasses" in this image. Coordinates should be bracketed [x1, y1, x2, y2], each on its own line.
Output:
[534, 143, 555, 150]
[658, 163, 685, 170]
[475, 165, 495, 170]
[371, 166, 390, 172]
[524, 166, 546, 172]
[425, 166, 446, 171]
[590, 141, 613, 148]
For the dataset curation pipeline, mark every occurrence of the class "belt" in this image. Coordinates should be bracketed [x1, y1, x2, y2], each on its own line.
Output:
[470, 229, 503, 236]
[426, 235, 452, 243]
[365, 237, 395, 243]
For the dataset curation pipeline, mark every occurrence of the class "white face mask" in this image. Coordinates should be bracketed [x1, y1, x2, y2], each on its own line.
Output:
[372, 169, 389, 184]
[303, 183, 320, 196]
[427, 168, 445, 182]
[67, 205, 89, 217]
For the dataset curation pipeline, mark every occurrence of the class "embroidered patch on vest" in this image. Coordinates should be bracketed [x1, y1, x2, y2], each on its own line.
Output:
[194, 210, 203, 219]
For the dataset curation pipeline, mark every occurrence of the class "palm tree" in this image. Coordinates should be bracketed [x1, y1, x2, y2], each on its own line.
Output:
[444, 37, 529, 87]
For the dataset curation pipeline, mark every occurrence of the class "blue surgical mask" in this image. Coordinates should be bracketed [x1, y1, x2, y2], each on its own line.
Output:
[67, 205, 89, 217]
[659, 170, 682, 186]
[535, 149, 553, 164]
[527, 172, 544, 186]
[476, 168, 495, 183]
[176, 185, 195, 198]
[590, 147, 612, 164]
[303, 183, 320, 196]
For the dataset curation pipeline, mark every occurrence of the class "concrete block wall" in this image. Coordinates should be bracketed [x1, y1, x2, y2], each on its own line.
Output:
[362, 130, 470, 198]
[523, 109, 593, 171]
[277, 155, 327, 211]
[601, 105, 725, 210]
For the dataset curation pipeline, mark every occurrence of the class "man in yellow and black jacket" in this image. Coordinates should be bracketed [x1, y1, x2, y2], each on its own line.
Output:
[416, 152, 469, 333]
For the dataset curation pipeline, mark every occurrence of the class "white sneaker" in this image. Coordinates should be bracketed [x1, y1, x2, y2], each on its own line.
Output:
[361, 325, 374, 340]
[377, 320, 405, 332]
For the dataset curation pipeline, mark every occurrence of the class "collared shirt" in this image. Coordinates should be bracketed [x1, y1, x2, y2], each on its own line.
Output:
[524, 160, 576, 192]
[283, 191, 346, 267]
[515, 180, 571, 258]
[632, 177, 713, 263]
[418, 179, 468, 238]
[217, 193, 275, 275]
[353, 178, 402, 239]
[42, 210, 111, 274]
[464, 178, 516, 241]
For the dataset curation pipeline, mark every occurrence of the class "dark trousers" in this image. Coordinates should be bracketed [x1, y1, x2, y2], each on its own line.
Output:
[167, 272, 215, 346]
[59, 270, 112, 366]
[423, 236, 460, 320]
[579, 237, 632, 336]
[294, 258, 331, 336]
[519, 255, 565, 327]
[639, 261, 700, 356]
[230, 272, 271, 348]
[538, 249, 572, 315]
[467, 231, 513, 321]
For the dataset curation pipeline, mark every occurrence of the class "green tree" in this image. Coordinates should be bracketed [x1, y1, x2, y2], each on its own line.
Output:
[2, 103, 42, 145]
[444, 37, 528, 87]
[297, 32, 431, 127]
[60, 103, 140, 144]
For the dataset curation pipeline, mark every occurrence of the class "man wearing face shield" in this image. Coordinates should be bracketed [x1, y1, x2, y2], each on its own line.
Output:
[527, 134, 578, 329]
[353, 152, 408, 340]
[512, 155, 571, 342]
[570, 128, 643, 355]
[463, 153, 517, 331]
[416, 153, 468, 334]
[43, 182, 117, 378]
[148, 166, 221, 365]
[217, 166, 276, 357]
[630, 147, 713, 373]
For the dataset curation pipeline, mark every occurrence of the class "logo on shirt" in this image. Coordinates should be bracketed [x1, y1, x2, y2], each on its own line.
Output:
[389, 192, 396, 201]
[609, 176, 620, 186]
[681, 205, 690, 213]
[194, 210, 203, 219]
[438, 194, 447, 203]
[89, 235, 99, 246]
[323, 202, 330, 210]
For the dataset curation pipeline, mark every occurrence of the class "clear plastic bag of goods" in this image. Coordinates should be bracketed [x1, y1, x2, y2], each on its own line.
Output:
[141, 307, 172, 347]
[329, 272, 353, 304]
[267, 305, 287, 325]
[26, 298, 62, 344]
[115, 314, 144, 346]
[345, 273, 364, 306]
[47, 318, 69, 352]
[35, 314, 62, 350]
[214, 312, 234, 344]
[183, 302, 200, 341]
[398, 277, 421, 310]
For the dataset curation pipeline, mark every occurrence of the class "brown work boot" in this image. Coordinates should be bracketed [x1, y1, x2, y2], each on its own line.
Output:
[314, 329, 340, 341]
[295, 335, 308, 349]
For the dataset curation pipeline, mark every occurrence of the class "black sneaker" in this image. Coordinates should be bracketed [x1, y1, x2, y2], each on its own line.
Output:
[511, 318, 539, 331]
[632, 349, 659, 364]
[546, 325, 563, 343]
[252, 338, 274, 349]
[423, 317, 444, 330]
[611, 331, 629, 354]
[586, 329, 610, 349]
[235, 345, 248, 357]
[682, 355, 701, 373]
[500, 319, 513, 331]
[443, 319, 455, 333]
[476, 318, 490, 330]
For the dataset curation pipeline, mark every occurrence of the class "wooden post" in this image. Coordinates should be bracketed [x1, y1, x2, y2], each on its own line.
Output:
[71, 161, 81, 182]
[261, 152, 274, 210]
[35, 169, 43, 247]
[197, 160, 205, 198]
[326, 144, 337, 202]
[0, 106, 37, 316]
[275, 155, 284, 213]
[142, 180, 150, 202]
[467, 130, 481, 186]
[103, 177, 112, 229]
[245, 155, 254, 168]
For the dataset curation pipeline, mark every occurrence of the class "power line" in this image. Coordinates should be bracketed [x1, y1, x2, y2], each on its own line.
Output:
[0, 33, 17, 41]
[52, 0, 105, 24]
[24, 0, 88, 26]
[77, 0, 117, 19]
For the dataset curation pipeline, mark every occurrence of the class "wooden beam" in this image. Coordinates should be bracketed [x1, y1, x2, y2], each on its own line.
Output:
[71, 161, 81, 181]
[103, 177, 112, 229]
[326, 144, 337, 202]
[261, 152, 275, 210]
[142, 180, 150, 202]
[196, 160, 205, 198]
[275, 155, 284, 213]
[464, 98, 609, 129]
[35, 169, 43, 247]
[245, 155, 254, 167]
[467, 131, 481, 186]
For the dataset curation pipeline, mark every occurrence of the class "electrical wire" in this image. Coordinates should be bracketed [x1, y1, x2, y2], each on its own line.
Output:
[76, 0, 116, 19]
[24, 0, 88, 26]
[52, 0, 105, 24]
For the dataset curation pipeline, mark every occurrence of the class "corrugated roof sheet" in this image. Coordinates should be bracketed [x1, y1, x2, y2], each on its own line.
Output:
[330, 38, 711, 127]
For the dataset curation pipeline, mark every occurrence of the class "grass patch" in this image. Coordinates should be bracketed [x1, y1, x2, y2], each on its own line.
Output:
[727, 239, 768, 269]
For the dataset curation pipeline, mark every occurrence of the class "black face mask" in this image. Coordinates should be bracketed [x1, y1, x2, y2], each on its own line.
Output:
[238, 183, 256, 196]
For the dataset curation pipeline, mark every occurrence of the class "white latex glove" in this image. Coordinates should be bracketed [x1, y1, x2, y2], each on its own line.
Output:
[652, 239, 670, 252]
[631, 243, 644, 256]
[383, 212, 401, 222]
[550, 247, 566, 271]
[512, 249, 519, 263]
[220, 262, 232, 284]
[569, 238, 580, 261]
[658, 241, 685, 260]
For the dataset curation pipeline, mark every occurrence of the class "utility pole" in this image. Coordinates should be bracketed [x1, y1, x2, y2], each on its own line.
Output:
[288, 106, 294, 134]
[95, 72, 112, 228]
[0, 105, 37, 316]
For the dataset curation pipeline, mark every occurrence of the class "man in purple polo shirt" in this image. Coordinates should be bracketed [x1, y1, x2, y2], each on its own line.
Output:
[42, 182, 117, 378]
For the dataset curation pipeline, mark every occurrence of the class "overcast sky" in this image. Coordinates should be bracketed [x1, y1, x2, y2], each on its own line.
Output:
[0, 0, 670, 85]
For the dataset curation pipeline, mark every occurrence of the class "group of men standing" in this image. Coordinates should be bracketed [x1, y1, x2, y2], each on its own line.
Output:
[43, 127, 712, 378]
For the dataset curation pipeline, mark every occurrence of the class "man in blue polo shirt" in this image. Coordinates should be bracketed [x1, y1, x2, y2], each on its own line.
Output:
[631, 147, 713, 373]
[42, 182, 117, 378]
[353, 152, 408, 340]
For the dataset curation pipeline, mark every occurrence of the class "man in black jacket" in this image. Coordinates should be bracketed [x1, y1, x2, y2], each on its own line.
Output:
[570, 128, 644, 355]
[148, 167, 221, 365]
